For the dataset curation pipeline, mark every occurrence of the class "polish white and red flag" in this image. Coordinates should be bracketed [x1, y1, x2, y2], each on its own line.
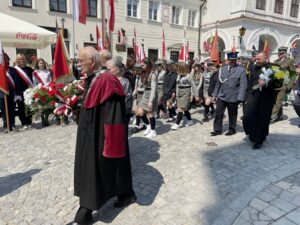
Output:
[96, 25, 104, 51]
[179, 35, 189, 62]
[73, 0, 88, 24]
[138, 39, 147, 64]
[133, 27, 139, 62]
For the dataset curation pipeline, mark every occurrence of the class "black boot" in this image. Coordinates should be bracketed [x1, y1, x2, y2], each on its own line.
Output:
[72, 206, 93, 224]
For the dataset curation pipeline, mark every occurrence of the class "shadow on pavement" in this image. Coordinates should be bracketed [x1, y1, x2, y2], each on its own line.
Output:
[95, 136, 163, 223]
[198, 133, 300, 225]
[289, 116, 300, 127]
[0, 169, 41, 197]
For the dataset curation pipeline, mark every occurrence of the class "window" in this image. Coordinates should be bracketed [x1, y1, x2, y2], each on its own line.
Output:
[274, 0, 284, 14]
[172, 6, 181, 25]
[127, 48, 134, 58]
[188, 10, 197, 27]
[256, 0, 266, 10]
[148, 49, 158, 62]
[84, 43, 97, 49]
[87, 0, 97, 17]
[13, 0, 32, 8]
[149, 1, 159, 21]
[290, 0, 299, 17]
[49, 0, 67, 13]
[170, 51, 179, 62]
[127, 0, 139, 18]
[188, 52, 194, 60]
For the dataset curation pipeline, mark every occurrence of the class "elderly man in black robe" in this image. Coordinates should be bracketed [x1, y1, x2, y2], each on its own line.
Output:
[71, 47, 136, 225]
[243, 52, 276, 149]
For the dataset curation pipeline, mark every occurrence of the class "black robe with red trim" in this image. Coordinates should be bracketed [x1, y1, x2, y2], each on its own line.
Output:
[74, 72, 134, 210]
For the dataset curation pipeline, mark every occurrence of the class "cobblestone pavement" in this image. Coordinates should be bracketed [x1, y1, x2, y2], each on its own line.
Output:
[0, 105, 299, 225]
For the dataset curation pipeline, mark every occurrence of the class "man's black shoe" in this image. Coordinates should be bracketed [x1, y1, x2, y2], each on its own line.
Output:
[113, 194, 137, 208]
[210, 109, 216, 115]
[252, 143, 263, 150]
[130, 125, 146, 134]
[72, 207, 93, 225]
[225, 130, 236, 136]
[202, 116, 209, 122]
[210, 131, 221, 136]
[298, 124, 300, 128]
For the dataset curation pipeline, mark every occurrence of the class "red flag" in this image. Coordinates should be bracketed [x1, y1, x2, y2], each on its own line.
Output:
[52, 31, 71, 81]
[203, 41, 209, 52]
[108, 0, 115, 32]
[96, 25, 103, 51]
[178, 41, 188, 62]
[210, 30, 220, 64]
[263, 39, 268, 59]
[0, 48, 9, 95]
[162, 30, 166, 60]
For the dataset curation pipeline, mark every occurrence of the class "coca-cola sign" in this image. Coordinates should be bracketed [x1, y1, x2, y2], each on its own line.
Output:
[16, 32, 38, 40]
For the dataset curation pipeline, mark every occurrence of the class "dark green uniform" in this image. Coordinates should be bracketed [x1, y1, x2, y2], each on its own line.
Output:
[271, 57, 296, 120]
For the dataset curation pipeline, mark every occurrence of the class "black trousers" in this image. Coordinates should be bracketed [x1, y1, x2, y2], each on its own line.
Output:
[213, 99, 238, 133]
[16, 100, 32, 125]
[0, 96, 16, 128]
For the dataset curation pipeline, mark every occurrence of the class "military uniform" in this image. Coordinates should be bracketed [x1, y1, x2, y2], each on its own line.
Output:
[211, 52, 248, 136]
[271, 46, 296, 121]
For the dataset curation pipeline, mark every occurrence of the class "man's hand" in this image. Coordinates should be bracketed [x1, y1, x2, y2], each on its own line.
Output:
[195, 97, 200, 102]
[14, 95, 22, 102]
[258, 79, 266, 87]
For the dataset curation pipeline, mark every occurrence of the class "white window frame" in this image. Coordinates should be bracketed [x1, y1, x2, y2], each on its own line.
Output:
[187, 9, 197, 27]
[171, 5, 182, 25]
[9, 0, 36, 9]
[148, 0, 161, 22]
[127, 0, 141, 19]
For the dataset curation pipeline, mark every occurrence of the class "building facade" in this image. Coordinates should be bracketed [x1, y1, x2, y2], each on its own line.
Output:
[2, 0, 300, 64]
[0, 0, 201, 65]
[201, 0, 300, 62]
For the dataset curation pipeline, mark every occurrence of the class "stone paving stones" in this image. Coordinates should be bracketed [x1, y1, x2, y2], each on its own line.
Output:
[0, 106, 300, 224]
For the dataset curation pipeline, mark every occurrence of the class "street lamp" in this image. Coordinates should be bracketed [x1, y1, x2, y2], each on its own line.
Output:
[239, 26, 246, 44]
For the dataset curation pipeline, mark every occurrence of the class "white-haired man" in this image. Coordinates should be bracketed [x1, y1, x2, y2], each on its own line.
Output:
[71, 47, 136, 225]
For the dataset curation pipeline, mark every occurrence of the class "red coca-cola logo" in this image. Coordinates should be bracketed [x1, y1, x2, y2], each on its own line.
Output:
[16, 32, 38, 40]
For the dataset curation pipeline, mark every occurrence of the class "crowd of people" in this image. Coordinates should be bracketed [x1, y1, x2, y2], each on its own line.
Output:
[1, 46, 300, 143]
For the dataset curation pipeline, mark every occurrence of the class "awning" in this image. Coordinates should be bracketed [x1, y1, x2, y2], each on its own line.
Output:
[0, 12, 56, 49]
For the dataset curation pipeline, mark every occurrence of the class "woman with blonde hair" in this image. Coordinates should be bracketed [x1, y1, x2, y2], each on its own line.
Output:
[171, 62, 199, 130]
[137, 58, 158, 138]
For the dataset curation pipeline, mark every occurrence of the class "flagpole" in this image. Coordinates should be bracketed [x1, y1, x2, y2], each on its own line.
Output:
[72, 0, 76, 58]
[101, 0, 105, 50]
[4, 94, 10, 132]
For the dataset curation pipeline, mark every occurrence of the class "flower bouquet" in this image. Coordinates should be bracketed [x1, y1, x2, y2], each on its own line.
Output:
[24, 84, 56, 121]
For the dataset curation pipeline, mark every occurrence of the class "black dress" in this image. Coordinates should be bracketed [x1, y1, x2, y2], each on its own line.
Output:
[74, 72, 134, 210]
[243, 63, 276, 144]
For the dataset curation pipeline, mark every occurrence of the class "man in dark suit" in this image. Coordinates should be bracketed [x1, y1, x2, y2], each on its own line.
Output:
[210, 52, 248, 136]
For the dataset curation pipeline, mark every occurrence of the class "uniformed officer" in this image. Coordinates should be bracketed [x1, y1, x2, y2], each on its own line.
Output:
[271, 46, 296, 122]
[210, 51, 248, 136]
